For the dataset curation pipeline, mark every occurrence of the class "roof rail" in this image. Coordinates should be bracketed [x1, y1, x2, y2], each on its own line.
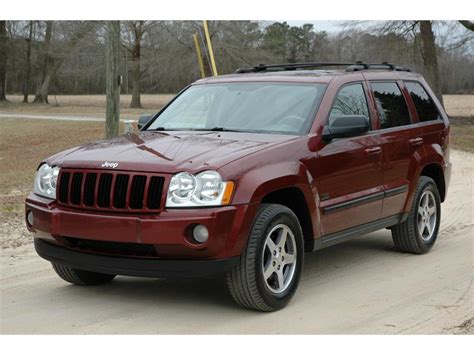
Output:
[234, 61, 411, 74]
[346, 61, 411, 72]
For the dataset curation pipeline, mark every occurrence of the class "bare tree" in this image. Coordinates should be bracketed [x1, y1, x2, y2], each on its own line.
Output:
[419, 21, 443, 104]
[34, 21, 52, 103]
[123, 21, 154, 108]
[105, 21, 121, 138]
[34, 21, 53, 103]
[0, 21, 8, 101]
[459, 21, 474, 32]
[22, 21, 34, 103]
[2, 21, 473, 98]
[376, 21, 444, 104]
[34, 21, 96, 103]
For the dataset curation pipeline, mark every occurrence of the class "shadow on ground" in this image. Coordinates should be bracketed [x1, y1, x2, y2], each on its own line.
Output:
[54, 232, 396, 312]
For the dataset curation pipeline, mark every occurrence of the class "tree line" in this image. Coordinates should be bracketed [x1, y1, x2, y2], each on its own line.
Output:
[0, 20, 473, 107]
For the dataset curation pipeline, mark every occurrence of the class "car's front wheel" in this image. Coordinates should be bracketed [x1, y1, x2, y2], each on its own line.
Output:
[226, 204, 304, 312]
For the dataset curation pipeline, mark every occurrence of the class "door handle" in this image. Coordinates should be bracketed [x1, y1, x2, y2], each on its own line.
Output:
[365, 146, 382, 156]
[409, 137, 424, 146]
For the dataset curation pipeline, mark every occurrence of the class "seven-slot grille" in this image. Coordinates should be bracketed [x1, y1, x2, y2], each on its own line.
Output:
[57, 169, 165, 212]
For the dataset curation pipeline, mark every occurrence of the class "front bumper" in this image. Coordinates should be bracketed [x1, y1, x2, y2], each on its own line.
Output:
[26, 192, 257, 261]
[35, 238, 239, 278]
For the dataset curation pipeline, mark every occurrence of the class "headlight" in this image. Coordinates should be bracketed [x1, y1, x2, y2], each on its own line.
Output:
[166, 170, 234, 207]
[34, 163, 60, 199]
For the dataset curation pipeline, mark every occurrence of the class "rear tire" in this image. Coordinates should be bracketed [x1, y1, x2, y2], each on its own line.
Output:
[226, 204, 304, 312]
[52, 263, 116, 286]
[391, 176, 441, 254]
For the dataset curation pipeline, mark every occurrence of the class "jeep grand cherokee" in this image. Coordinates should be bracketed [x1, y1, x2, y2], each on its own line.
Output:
[26, 62, 451, 311]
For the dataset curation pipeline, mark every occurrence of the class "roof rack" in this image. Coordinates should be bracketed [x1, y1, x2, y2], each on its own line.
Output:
[234, 61, 411, 73]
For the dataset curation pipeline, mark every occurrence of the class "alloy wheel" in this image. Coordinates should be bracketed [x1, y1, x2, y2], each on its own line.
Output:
[262, 224, 297, 294]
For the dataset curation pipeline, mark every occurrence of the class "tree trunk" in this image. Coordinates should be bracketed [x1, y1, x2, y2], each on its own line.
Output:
[105, 21, 121, 139]
[34, 21, 53, 103]
[419, 21, 443, 106]
[0, 21, 8, 101]
[129, 29, 142, 108]
[23, 21, 34, 103]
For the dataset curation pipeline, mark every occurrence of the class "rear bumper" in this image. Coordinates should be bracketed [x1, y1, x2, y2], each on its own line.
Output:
[35, 238, 239, 278]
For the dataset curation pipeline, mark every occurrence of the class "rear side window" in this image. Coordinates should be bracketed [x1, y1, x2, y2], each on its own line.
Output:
[371, 82, 411, 129]
[329, 83, 369, 125]
[405, 81, 441, 122]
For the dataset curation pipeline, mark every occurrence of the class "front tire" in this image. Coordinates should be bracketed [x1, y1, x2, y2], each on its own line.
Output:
[392, 176, 441, 254]
[52, 263, 116, 286]
[226, 204, 304, 312]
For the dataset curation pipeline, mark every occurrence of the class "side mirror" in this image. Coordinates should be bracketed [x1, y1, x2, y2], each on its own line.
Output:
[138, 114, 153, 130]
[322, 115, 369, 141]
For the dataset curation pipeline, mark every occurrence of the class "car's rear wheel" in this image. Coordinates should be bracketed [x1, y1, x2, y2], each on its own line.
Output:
[391, 176, 441, 254]
[226, 204, 304, 312]
[52, 263, 116, 286]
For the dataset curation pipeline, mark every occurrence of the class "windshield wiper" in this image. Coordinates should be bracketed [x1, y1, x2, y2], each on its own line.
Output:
[148, 127, 244, 133]
[208, 127, 242, 132]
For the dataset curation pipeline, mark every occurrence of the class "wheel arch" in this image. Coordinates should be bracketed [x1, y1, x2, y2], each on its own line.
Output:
[261, 187, 315, 251]
[229, 160, 320, 249]
[420, 162, 446, 202]
[405, 143, 447, 214]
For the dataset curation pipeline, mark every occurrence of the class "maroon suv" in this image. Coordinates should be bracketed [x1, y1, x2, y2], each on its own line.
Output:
[26, 62, 451, 311]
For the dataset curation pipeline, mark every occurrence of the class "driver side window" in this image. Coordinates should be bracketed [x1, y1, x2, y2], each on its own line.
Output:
[329, 83, 369, 126]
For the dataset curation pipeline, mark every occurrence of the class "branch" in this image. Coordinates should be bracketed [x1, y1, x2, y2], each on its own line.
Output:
[459, 21, 474, 32]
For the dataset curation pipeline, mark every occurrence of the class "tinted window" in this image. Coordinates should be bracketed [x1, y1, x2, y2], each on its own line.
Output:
[405, 81, 441, 122]
[147, 83, 326, 135]
[371, 82, 411, 129]
[329, 83, 369, 125]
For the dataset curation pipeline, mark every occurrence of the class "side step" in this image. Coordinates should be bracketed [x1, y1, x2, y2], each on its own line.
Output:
[311, 213, 407, 251]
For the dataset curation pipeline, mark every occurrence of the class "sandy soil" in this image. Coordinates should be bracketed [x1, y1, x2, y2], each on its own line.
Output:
[0, 150, 472, 334]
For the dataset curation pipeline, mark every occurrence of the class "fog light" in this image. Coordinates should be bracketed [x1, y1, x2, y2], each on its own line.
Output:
[27, 210, 34, 227]
[193, 224, 209, 243]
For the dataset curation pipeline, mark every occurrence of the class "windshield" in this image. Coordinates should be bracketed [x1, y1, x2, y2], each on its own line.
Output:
[146, 82, 326, 134]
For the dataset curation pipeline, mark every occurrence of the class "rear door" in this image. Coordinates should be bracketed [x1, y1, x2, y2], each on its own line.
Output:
[316, 82, 384, 236]
[404, 80, 447, 153]
[368, 81, 422, 218]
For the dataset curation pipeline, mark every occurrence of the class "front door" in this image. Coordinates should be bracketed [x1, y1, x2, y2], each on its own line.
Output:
[315, 82, 384, 236]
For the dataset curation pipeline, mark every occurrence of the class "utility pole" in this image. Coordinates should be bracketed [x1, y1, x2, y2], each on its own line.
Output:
[202, 20, 218, 76]
[192, 33, 206, 78]
[105, 21, 121, 139]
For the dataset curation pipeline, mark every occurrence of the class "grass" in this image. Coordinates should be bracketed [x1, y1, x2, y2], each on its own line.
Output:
[2, 94, 174, 118]
[449, 117, 474, 153]
[443, 95, 474, 117]
[0, 118, 113, 226]
[0, 118, 112, 193]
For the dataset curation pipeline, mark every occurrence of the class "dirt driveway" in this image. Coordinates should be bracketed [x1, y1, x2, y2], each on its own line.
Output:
[0, 150, 472, 334]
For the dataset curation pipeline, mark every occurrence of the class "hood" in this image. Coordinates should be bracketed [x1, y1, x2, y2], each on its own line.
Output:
[46, 131, 296, 174]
